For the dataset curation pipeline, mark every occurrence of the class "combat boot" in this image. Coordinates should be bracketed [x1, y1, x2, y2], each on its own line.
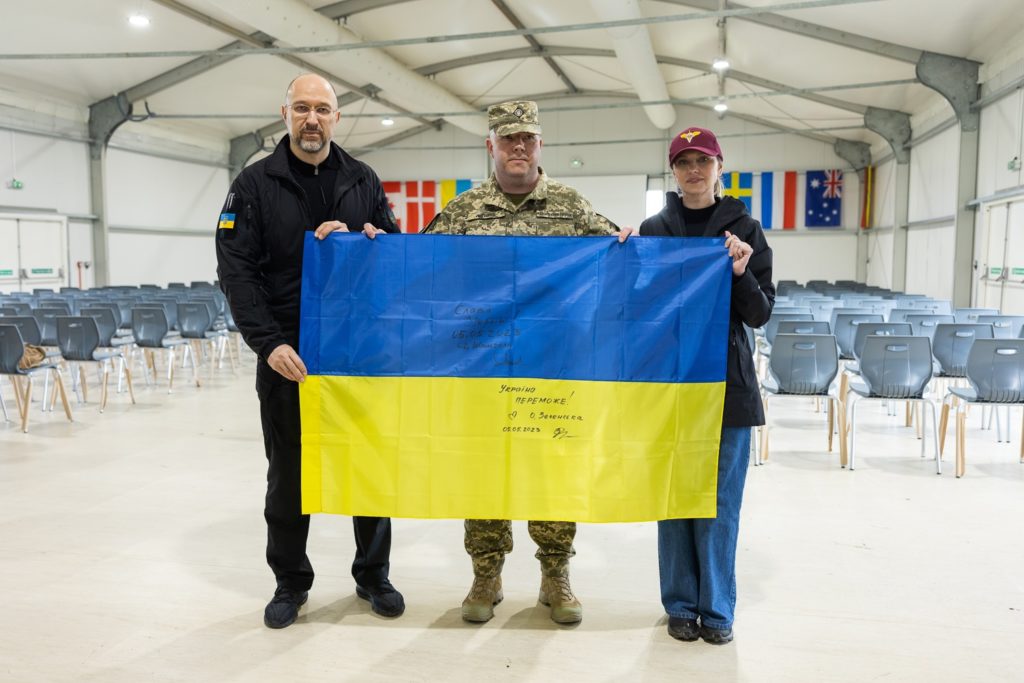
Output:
[461, 575, 503, 623]
[539, 574, 582, 624]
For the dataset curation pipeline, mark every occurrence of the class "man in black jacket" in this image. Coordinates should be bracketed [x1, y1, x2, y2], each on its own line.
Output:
[216, 73, 403, 629]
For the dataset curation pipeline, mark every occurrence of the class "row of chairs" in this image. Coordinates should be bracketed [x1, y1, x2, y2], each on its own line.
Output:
[759, 283, 1024, 477]
[1, 284, 241, 432]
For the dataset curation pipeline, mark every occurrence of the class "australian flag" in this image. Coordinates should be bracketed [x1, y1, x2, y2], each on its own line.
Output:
[805, 170, 843, 227]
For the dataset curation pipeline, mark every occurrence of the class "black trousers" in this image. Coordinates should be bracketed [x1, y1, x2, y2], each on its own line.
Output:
[257, 360, 392, 592]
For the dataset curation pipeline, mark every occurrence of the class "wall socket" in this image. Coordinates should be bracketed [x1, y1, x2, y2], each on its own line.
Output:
[1010, 156, 1022, 171]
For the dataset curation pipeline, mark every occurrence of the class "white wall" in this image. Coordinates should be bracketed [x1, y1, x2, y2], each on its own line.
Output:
[768, 231, 859, 284]
[865, 228, 894, 289]
[0, 130, 90, 215]
[105, 148, 228, 286]
[906, 224, 956, 300]
[908, 125, 959, 223]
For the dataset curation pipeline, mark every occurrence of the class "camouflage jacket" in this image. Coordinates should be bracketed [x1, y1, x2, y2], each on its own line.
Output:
[423, 170, 618, 236]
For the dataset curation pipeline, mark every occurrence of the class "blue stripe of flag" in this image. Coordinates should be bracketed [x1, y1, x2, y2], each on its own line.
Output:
[300, 234, 732, 384]
[761, 172, 774, 229]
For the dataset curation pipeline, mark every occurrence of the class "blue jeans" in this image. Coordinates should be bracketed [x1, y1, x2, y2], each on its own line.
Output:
[657, 426, 751, 630]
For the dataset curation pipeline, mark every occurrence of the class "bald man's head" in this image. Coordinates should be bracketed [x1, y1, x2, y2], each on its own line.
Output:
[281, 74, 341, 161]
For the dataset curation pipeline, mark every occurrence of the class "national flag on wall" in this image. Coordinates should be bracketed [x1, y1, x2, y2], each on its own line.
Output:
[382, 179, 474, 233]
[721, 172, 753, 213]
[859, 166, 874, 229]
[297, 233, 732, 522]
[750, 171, 798, 230]
[805, 169, 843, 228]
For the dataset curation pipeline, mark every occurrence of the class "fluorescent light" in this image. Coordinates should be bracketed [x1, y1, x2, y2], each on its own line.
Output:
[128, 13, 151, 27]
[381, 117, 395, 127]
[711, 57, 730, 71]
[713, 100, 729, 113]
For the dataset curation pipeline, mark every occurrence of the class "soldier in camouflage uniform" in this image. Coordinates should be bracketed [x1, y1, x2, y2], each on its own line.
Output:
[424, 100, 629, 625]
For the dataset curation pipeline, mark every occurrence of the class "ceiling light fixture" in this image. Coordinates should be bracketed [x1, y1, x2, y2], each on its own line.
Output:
[713, 100, 729, 113]
[381, 117, 395, 127]
[128, 13, 151, 28]
[711, 57, 730, 71]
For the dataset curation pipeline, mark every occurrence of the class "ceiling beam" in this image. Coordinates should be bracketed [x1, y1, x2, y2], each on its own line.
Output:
[489, 0, 579, 93]
[348, 120, 446, 156]
[417, 45, 898, 116]
[317, 0, 416, 20]
[656, 0, 923, 63]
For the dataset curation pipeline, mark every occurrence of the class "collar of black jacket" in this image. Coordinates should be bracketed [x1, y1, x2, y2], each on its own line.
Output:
[662, 192, 749, 237]
[266, 135, 368, 194]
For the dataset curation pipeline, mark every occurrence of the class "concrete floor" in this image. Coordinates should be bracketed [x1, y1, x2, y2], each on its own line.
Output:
[1, 356, 1022, 682]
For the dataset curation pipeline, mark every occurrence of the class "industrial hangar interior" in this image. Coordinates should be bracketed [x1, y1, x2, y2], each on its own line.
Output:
[1, 0, 1023, 681]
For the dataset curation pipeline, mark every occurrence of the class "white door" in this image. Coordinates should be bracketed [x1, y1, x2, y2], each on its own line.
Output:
[0, 214, 68, 294]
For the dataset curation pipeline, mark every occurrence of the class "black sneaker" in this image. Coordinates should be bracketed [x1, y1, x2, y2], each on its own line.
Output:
[355, 580, 405, 618]
[263, 587, 308, 629]
[700, 624, 734, 645]
[667, 616, 700, 641]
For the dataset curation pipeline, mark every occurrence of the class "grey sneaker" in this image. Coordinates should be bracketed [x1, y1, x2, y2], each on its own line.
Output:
[461, 576, 503, 623]
[538, 575, 582, 624]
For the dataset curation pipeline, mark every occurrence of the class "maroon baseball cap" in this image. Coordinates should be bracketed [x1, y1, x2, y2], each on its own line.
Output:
[668, 127, 723, 165]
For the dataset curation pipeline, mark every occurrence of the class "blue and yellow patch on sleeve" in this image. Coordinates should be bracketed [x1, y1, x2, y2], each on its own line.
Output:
[218, 212, 236, 230]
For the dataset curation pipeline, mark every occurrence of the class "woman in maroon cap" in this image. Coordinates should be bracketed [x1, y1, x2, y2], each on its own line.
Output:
[640, 126, 775, 645]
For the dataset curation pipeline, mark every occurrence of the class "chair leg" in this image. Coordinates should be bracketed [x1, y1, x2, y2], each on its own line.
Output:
[905, 401, 912, 427]
[79, 364, 88, 404]
[827, 398, 835, 452]
[839, 393, 849, 468]
[166, 348, 176, 393]
[54, 369, 73, 422]
[1020, 406, 1024, 464]
[848, 397, 859, 470]
[926, 400, 941, 475]
[956, 407, 967, 477]
[939, 399, 950, 457]
[19, 375, 33, 433]
[122, 358, 136, 405]
[0, 380, 8, 422]
[10, 375, 25, 421]
[99, 362, 110, 413]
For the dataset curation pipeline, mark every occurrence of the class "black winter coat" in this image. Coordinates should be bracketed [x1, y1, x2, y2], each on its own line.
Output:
[640, 193, 774, 427]
[215, 137, 399, 361]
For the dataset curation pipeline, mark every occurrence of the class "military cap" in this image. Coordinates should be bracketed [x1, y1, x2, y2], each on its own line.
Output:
[488, 100, 542, 136]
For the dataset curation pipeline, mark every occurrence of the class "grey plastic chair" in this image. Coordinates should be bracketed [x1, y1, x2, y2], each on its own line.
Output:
[938, 339, 1024, 477]
[887, 308, 923, 323]
[57, 316, 136, 412]
[907, 299, 953, 315]
[954, 307, 999, 324]
[131, 306, 195, 392]
[0, 324, 72, 432]
[833, 313, 884, 360]
[846, 335, 940, 473]
[931, 323, 995, 378]
[764, 313, 815, 346]
[905, 314, 955, 342]
[775, 320, 831, 336]
[760, 333, 842, 465]
[975, 314, 1024, 339]
[852, 322, 913, 361]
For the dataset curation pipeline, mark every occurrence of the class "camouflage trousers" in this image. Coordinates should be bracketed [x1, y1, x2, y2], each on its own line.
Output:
[465, 519, 576, 578]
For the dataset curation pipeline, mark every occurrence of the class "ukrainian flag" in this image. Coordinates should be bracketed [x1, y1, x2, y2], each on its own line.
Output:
[299, 234, 731, 522]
